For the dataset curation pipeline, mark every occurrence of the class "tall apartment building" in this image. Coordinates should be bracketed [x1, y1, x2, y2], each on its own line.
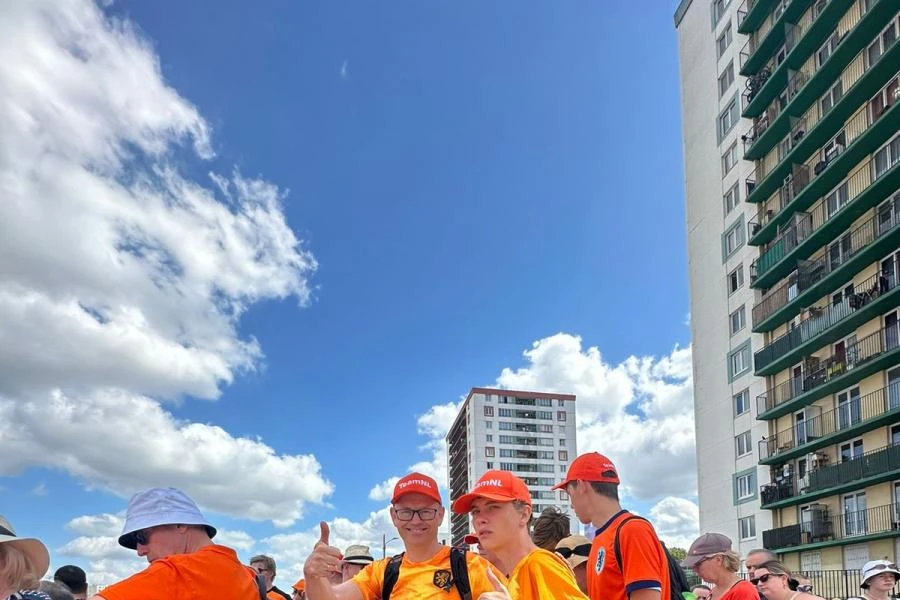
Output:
[446, 387, 578, 546]
[676, 0, 900, 576]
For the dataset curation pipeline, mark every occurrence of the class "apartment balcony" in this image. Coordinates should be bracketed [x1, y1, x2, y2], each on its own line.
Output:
[759, 382, 900, 464]
[760, 443, 900, 509]
[743, 0, 886, 158]
[749, 148, 900, 290]
[739, 0, 778, 34]
[739, 0, 811, 77]
[753, 270, 900, 375]
[757, 323, 900, 419]
[762, 503, 900, 552]
[751, 199, 900, 332]
[745, 38, 900, 209]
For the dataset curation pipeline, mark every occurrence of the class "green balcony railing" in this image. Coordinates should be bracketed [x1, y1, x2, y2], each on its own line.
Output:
[756, 323, 900, 418]
[759, 382, 900, 462]
[739, 0, 811, 77]
[750, 190, 900, 332]
[739, 0, 778, 34]
[753, 270, 900, 375]
[763, 502, 900, 551]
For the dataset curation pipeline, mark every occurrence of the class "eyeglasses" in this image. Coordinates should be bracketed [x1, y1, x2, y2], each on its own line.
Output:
[750, 573, 784, 585]
[556, 544, 591, 559]
[394, 508, 439, 521]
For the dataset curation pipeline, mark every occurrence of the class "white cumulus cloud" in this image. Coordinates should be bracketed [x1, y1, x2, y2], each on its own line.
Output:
[0, 0, 330, 525]
[648, 497, 700, 549]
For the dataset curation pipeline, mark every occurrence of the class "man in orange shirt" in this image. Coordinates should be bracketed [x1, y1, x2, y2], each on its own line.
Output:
[303, 472, 502, 600]
[554, 453, 671, 600]
[452, 470, 588, 600]
[92, 487, 260, 600]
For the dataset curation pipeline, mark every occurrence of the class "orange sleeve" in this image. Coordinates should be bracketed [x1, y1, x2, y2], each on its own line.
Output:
[350, 558, 386, 600]
[517, 551, 588, 600]
[618, 520, 666, 594]
[465, 552, 508, 596]
[97, 561, 175, 600]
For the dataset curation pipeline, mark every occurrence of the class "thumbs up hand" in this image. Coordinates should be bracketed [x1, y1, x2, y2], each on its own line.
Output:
[303, 521, 344, 580]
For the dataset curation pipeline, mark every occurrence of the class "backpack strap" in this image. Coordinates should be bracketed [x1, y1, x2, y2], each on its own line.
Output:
[450, 547, 472, 600]
[255, 575, 268, 600]
[381, 552, 405, 600]
[613, 514, 644, 570]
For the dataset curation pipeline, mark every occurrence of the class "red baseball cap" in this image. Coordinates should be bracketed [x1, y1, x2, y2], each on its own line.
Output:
[553, 452, 620, 490]
[392, 472, 442, 505]
[451, 470, 532, 514]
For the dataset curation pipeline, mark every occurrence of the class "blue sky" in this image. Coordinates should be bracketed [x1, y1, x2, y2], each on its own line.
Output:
[0, 0, 696, 585]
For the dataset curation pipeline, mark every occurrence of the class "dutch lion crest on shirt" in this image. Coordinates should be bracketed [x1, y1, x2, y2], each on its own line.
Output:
[594, 546, 606, 574]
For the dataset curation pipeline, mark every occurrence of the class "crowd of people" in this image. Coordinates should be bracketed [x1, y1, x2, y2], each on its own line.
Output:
[2, 452, 899, 600]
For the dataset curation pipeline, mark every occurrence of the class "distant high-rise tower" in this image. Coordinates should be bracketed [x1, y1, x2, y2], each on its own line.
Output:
[446, 387, 578, 546]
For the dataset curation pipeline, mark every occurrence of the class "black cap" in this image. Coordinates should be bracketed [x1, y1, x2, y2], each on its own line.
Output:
[54, 565, 87, 594]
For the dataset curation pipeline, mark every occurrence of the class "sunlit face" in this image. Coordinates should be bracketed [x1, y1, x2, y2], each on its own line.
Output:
[565, 481, 592, 525]
[469, 498, 530, 553]
[744, 552, 768, 578]
[390, 493, 444, 546]
[135, 524, 187, 563]
[867, 572, 899, 594]
[691, 555, 721, 581]
[251, 561, 274, 588]
[692, 588, 711, 600]
[341, 562, 364, 582]
[752, 569, 789, 597]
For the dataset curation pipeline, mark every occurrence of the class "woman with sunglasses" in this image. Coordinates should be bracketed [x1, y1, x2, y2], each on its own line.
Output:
[855, 560, 900, 600]
[681, 534, 756, 600]
[751, 561, 825, 600]
[555, 535, 591, 594]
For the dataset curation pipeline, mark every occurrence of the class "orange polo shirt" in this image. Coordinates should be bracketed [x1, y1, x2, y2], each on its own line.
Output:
[507, 548, 588, 600]
[587, 511, 670, 600]
[351, 546, 503, 599]
[99, 544, 258, 600]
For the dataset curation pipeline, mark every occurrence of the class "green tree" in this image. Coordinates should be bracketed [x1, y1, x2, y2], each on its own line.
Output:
[668, 547, 687, 561]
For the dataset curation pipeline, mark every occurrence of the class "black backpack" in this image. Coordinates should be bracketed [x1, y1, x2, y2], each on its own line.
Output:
[382, 546, 471, 600]
[613, 515, 691, 600]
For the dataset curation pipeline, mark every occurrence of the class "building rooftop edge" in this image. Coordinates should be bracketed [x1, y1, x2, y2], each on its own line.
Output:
[673, 0, 693, 27]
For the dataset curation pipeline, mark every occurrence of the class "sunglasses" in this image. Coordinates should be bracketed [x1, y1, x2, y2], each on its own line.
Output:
[750, 574, 785, 586]
[133, 527, 156, 546]
[870, 563, 899, 572]
[556, 543, 591, 559]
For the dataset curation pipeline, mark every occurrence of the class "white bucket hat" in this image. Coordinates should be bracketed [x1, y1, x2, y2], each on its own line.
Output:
[118, 487, 216, 550]
[0, 515, 50, 579]
[861, 560, 900, 588]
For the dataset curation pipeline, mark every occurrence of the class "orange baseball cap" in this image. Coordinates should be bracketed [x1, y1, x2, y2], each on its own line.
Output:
[392, 472, 442, 505]
[451, 470, 532, 514]
[553, 452, 620, 490]
[292, 579, 305, 592]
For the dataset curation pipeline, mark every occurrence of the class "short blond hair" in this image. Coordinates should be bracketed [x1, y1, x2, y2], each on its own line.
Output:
[0, 544, 40, 594]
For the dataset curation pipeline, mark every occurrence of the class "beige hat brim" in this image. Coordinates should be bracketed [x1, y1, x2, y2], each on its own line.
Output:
[0, 536, 50, 579]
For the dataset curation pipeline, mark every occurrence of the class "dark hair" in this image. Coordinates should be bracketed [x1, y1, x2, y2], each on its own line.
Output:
[532, 507, 571, 551]
[590, 479, 619, 501]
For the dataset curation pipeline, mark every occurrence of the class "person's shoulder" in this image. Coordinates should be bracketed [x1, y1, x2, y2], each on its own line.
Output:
[523, 548, 570, 571]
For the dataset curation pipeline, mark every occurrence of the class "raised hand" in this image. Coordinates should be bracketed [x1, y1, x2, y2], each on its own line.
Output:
[303, 521, 344, 580]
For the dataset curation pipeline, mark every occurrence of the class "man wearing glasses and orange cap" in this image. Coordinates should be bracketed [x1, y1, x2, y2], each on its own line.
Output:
[303, 472, 502, 600]
[452, 470, 588, 600]
[554, 452, 671, 600]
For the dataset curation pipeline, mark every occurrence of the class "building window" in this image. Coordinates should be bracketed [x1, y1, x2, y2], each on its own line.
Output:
[484, 405, 494, 417]
[820, 79, 844, 115]
[537, 410, 552, 420]
[718, 98, 739, 138]
[739, 516, 756, 540]
[736, 473, 753, 499]
[729, 343, 751, 380]
[559, 438, 566, 446]
[486, 434, 492, 442]
[735, 431, 752, 457]
[499, 408, 513, 417]
[559, 450, 569, 461]
[722, 142, 738, 175]
[557, 411, 567, 421]
[722, 217, 745, 260]
[560, 465, 567, 473]
[558, 425, 566, 434]
[558, 399, 565, 407]
[486, 461, 493, 469]
[723, 182, 739, 216]
[539, 424, 553, 433]
[718, 61, 735, 98]
[730, 305, 746, 335]
[711, 0, 730, 26]
[727, 264, 744, 294]
[484, 394, 493, 402]
[559, 491, 569, 501]
[734, 389, 749, 416]
[485, 421, 493, 429]
[485, 447, 495, 458]
[873, 132, 900, 179]
[867, 19, 900, 67]
[717, 21, 733, 57]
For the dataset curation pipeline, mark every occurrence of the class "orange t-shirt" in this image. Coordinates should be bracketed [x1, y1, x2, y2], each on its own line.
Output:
[507, 548, 588, 600]
[587, 511, 670, 600]
[351, 546, 504, 599]
[99, 544, 259, 600]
